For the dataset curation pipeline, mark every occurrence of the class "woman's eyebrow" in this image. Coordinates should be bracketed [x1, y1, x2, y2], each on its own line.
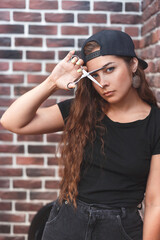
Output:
[89, 62, 115, 75]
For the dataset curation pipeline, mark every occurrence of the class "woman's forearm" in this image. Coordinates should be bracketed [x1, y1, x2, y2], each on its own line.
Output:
[143, 206, 160, 240]
[0, 75, 57, 131]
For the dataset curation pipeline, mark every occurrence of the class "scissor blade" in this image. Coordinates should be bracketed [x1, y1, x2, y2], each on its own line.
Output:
[82, 69, 103, 88]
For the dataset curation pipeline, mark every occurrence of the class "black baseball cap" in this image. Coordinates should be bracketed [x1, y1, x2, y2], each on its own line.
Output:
[81, 30, 148, 70]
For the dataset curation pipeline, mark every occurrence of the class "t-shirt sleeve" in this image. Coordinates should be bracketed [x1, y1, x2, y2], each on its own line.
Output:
[152, 135, 160, 155]
[57, 98, 74, 123]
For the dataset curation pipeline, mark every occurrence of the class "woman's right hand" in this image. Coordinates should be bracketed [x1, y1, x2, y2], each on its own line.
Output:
[49, 50, 84, 90]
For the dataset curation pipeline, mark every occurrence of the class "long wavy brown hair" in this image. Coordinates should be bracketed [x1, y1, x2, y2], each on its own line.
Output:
[58, 41, 157, 207]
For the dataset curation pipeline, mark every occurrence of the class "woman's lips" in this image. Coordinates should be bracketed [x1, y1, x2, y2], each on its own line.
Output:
[103, 90, 115, 96]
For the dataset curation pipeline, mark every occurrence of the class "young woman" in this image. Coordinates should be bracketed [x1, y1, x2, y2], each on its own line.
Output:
[1, 30, 160, 240]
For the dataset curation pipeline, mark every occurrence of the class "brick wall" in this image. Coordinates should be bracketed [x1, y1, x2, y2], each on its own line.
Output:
[0, 0, 159, 239]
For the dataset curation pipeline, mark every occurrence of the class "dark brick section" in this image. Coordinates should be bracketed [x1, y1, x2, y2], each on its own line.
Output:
[28, 145, 56, 154]
[29, 25, 57, 35]
[15, 37, 42, 47]
[111, 14, 141, 24]
[0, 75, 24, 84]
[0, 11, 10, 21]
[62, 1, 90, 10]
[0, 50, 22, 59]
[78, 14, 107, 23]
[30, 0, 58, 9]
[125, 2, 139, 12]
[47, 38, 74, 48]
[0, 37, 11, 46]
[0, 225, 10, 233]
[45, 13, 74, 23]
[0, 145, 24, 153]
[94, 2, 122, 11]
[13, 12, 41, 22]
[0, 25, 24, 34]
[26, 51, 55, 60]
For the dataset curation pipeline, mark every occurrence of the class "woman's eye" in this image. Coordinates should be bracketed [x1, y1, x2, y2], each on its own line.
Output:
[91, 73, 98, 78]
[106, 67, 114, 73]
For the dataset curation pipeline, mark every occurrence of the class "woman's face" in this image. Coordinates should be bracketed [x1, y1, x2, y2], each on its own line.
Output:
[86, 55, 138, 105]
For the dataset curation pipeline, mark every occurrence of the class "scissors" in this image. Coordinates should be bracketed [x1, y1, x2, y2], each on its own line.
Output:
[67, 55, 105, 90]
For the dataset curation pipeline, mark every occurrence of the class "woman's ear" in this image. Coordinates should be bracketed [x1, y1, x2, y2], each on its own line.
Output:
[131, 57, 139, 73]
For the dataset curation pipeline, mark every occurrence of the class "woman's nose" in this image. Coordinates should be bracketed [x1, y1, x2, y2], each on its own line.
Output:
[99, 75, 110, 88]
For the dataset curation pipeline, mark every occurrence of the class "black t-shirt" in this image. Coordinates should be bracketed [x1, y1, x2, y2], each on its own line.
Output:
[58, 99, 160, 207]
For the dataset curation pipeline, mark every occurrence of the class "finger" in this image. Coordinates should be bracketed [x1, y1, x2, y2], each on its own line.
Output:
[67, 82, 76, 90]
[64, 50, 75, 62]
[71, 56, 78, 64]
[75, 59, 84, 66]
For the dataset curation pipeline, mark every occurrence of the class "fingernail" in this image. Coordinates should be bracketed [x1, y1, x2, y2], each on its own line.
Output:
[76, 61, 81, 65]
[71, 59, 76, 63]
[77, 68, 82, 73]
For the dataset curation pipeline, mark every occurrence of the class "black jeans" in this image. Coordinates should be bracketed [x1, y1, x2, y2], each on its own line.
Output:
[42, 199, 143, 240]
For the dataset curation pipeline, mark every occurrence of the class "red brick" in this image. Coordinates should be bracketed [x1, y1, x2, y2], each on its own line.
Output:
[13, 62, 41, 72]
[17, 134, 43, 141]
[155, 45, 160, 57]
[125, 2, 139, 12]
[0, 0, 25, 8]
[45, 63, 57, 72]
[48, 157, 59, 165]
[0, 202, 12, 211]
[30, 0, 58, 9]
[0, 37, 11, 46]
[142, 0, 154, 10]
[0, 98, 14, 107]
[14, 225, 29, 234]
[16, 156, 44, 165]
[47, 133, 62, 142]
[15, 202, 43, 211]
[0, 86, 10, 95]
[0, 145, 24, 153]
[27, 74, 48, 84]
[28, 145, 56, 154]
[15, 37, 42, 47]
[125, 27, 139, 37]
[156, 13, 160, 27]
[141, 15, 156, 36]
[0, 225, 10, 234]
[26, 51, 55, 60]
[14, 12, 41, 22]
[14, 86, 32, 96]
[0, 180, 10, 188]
[0, 236, 25, 240]
[0, 74, 24, 84]
[62, 1, 90, 10]
[0, 213, 25, 222]
[55, 88, 74, 96]
[0, 168, 22, 177]
[30, 191, 57, 200]
[111, 14, 141, 24]
[0, 157, 12, 165]
[94, 2, 122, 11]
[46, 38, 74, 48]
[40, 98, 57, 107]
[0, 11, 10, 21]
[0, 50, 22, 59]
[61, 26, 88, 35]
[156, 90, 160, 102]
[45, 13, 74, 23]
[92, 26, 122, 35]
[13, 180, 41, 189]
[142, 0, 159, 21]
[45, 180, 60, 189]
[0, 191, 26, 200]
[0, 133, 13, 141]
[78, 14, 107, 23]
[0, 25, 24, 34]
[29, 25, 57, 35]
[26, 168, 55, 177]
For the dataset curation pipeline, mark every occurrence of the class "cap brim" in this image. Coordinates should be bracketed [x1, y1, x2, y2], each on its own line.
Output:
[138, 58, 148, 70]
